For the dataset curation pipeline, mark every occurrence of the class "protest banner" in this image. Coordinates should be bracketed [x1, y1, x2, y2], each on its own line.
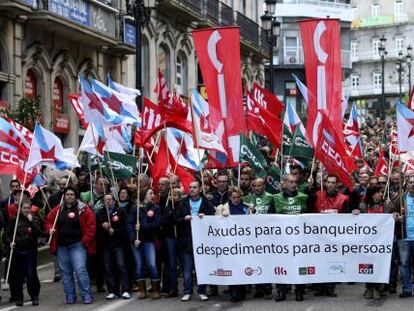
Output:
[192, 214, 394, 285]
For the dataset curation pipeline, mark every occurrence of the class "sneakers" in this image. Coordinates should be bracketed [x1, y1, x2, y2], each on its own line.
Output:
[15, 300, 23, 307]
[66, 296, 77, 304]
[31, 296, 39, 306]
[53, 276, 61, 282]
[275, 292, 286, 302]
[106, 293, 117, 300]
[399, 291, 413, 298]
[122, 292, 131, 299]
[83, 295, 93, 304]
[199, 294, 209, 301]
[373, 288, 381, 300]
[181, 294, 191, 301]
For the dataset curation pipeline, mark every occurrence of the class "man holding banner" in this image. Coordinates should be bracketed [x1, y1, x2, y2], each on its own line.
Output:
[274, 173, 309, 302]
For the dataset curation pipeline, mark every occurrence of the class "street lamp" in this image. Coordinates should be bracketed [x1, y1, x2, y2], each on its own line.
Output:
[261, 0, 280, 94]
[378, 35, 387, 118]
[126, 0, 156, 109]
[396, 52, 405, 101]
[406, 45, 412, 92]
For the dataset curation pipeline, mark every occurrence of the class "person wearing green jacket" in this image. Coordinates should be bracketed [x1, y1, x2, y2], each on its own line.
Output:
[274, 174, 308, 302]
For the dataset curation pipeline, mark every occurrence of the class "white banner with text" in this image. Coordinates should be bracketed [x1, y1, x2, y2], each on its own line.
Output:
[191, 214, 394, 285]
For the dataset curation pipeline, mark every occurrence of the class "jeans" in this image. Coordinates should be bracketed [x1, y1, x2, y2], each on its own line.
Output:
[130, 242, 159, 280]
[398, 239, 414, 294]
[9, 250, 40, 300]
[164, 238, 178, 292]
[102, 247, 130, 294]
[179, 248, 206, 295]
[57, 242, 93, 301]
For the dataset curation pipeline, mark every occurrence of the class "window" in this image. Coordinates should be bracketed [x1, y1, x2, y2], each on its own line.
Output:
[351, 41, 358, 58]
[238, 0, 246, 14]
[284, 36, 300, 64]
[372, 39, 380, 58]
[371, 3, 379, 17]
[158, 45, 170, 88]
[251, 0, 258, 22]
[394, 0, 404, 21]
[176, 52, 188, 96]
[373, 72, 382, 89]
[396, 36, 404, 54]
[351, 6, 358, 19]
[351, 74, 360, 91]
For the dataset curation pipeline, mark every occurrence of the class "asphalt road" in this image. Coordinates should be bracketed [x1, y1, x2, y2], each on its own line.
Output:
[0, 263, 413, 311]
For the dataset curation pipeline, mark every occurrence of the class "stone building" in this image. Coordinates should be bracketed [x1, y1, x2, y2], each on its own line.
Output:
[0, 0, 269, 147]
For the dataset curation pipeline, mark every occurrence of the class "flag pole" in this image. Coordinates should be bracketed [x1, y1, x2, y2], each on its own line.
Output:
[89, 125, 111, 225]
[189, 92, 206, 196]
[163, 122, 175, 210]
[5, 171, 28, 285]
[383, 142, 394, 200]
[104, 150, 120, 204]
[136, 146, 142, 243]
[398, 152, 404, 239]
[143, 131, 162, 175]
[48, 146, 82, 244]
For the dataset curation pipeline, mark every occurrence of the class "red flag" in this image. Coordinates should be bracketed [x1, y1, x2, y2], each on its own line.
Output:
[153, 69, 169, 102]
[246, 90, 283, 148]
[300, 19, 343, 147]
[374, 150, 389, 177]
[409, 84, 414, 111]
[68, 94, 89, 129]
[315, 111, 356, 189]
[252, 82, 284, 116]
[0, 130, 29, 180]
[192, 27, 246, 166]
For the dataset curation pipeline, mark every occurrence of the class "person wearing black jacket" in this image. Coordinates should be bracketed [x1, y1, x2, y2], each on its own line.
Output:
[128, 188, 161, 300]
[175, 180, 215, 302]
[161, 188, 183, 298]
[5, 199, 43, 306]
[96, 195, 130, 300]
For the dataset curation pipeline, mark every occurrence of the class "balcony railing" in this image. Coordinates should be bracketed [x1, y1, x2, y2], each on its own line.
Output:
[219, 2, 233, 26]
[206, 0, 219, 24]
[282, 46, 351, 68]
[177, 0, 204, 17]
[237, 12, 259, 46]
[353, 48, 407, 62]
[343, 84, 409, 97]
[280, 0, 351, 9]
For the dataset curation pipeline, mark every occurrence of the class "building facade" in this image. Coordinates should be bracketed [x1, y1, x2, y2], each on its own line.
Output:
[0, 0, 268, 147]
[342, 0, 414, 120]
[272, 0, 353, 120]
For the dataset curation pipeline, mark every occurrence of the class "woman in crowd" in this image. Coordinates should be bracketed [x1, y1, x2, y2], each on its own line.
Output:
[216, 186, 254, 302]
[118, 187, 135, 215]
[5, 199, 43, 306]
[128, 188, 161, 299]
[96, 194, 130, 300]
[44, 186, 96, 304]
[356, 185, 392, 300]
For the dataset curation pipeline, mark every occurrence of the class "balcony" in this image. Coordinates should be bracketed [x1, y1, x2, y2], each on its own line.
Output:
[219, 2, 233, 26]
[0, 0, 34, 15]
[237, 12, 259, 47]
[353, 48, 408, 63]
[343, 83, 410, 97]
[27, 0, 119, 46]
[281, 46, 352, 69]
[276, 0, 353, 22]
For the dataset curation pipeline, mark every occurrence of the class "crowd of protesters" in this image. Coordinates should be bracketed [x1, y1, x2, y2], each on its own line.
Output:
[0, 118, 414, 306]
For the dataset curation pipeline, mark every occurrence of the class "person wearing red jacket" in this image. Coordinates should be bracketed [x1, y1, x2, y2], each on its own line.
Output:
[44, 186, 96, 305]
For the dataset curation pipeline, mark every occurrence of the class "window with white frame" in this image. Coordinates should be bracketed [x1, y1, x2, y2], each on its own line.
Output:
[351, 6, 358, 19]
[394, 0, 404, 21]
[372, 39, 380, 57]
[371, 3, 379, 17]
[351, 41, 358, 58]
[176, 52, 188, 96]
[373, 72, 382, 89]
[351, 74, 360, 91]
[396, 36, 404, 53]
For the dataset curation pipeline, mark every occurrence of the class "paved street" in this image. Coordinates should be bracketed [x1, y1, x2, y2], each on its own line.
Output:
[0, 262, 413, 311]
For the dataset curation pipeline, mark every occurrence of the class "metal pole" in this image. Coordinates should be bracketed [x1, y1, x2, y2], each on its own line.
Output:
[409, 63, 412, 92]
[269, 32, 274, 94]
[135, 0, 143, 110]
[381, 55, 385, 118]
[399, 65, 402, 101]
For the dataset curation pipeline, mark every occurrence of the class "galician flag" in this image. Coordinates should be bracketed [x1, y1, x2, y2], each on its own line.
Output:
[397, 102, 414, 152]
[25, 124, 79, 171]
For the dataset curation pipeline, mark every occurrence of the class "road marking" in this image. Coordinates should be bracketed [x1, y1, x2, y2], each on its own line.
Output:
[91, 298, 135, 311]
[37, 262, 53, 270]
[0, 301, 31, 311]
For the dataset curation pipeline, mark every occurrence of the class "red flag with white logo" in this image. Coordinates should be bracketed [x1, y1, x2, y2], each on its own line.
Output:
[68, 94, 89, 129]
[299, 19, 343, 147]
[374, 150, 389, 177]
[153, 69, 169, 102]
[315, 111, 356, 189]
[252, 82, 284, 117]
[192, 26, 246, 167]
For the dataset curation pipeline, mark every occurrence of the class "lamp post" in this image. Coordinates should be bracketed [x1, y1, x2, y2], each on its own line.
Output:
[396, 55, 405, 101]
[126, 0, 156, 109]
[261, 0, 280, 94]
[378, 35, 387, 119]
[406, 45, 412, 92]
